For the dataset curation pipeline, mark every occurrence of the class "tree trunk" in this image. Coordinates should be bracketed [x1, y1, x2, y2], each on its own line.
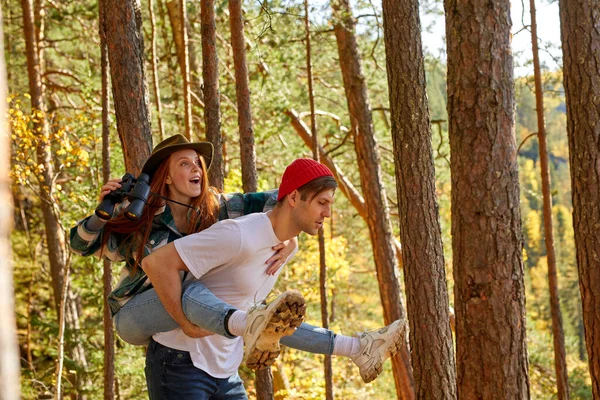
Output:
[166, 1, 203, 108]
[99, 0, 115, 397]
[229, 0, 258, 193]
[33, 0, 43, 65]
[381, 1, 457, 398]
[286, 109, 404, 266]
[0, 5, 20, 397]
[22, 1, 91, 396]
[148, 0, 165, 141]
[104, 0, 152, 173]
[54, 252, 70, 400]
[255, 367, 274, 400]
[331, 2, 414, 398]
[226, 1, 270, 395]
[303, 1, 333, 397]
[22, 0, 65, 324]
[444, 0, 530, 398]
[201, 0, 224, 189]
[559, 0, 600, 395]
[166, 0, 192, 140]
[529, 0, 569, 398]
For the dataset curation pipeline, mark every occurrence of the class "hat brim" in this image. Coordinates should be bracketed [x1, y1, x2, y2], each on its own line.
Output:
[141, 142, 214, 178]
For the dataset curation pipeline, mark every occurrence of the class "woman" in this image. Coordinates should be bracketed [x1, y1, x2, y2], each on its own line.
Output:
[70, 135, 405, 397]
[71, 135, 291, 341]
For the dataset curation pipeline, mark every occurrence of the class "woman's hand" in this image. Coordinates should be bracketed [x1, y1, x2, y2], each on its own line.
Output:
[265, 236, 298, 275]
[181, 320, 214, 338]
[99, 177, 123, 202]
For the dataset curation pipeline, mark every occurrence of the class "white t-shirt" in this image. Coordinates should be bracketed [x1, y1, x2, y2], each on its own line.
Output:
[153, 212, 297, 378]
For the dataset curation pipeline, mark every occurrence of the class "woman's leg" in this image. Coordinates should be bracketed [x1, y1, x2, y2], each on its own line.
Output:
[116, 278, 334, 355]
[114, 280, 236, 345]
[280, 322, 336, 355]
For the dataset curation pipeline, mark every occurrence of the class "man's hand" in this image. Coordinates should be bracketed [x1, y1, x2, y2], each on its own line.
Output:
[142, 244, 202, 337]
[181, 321, 214, 338]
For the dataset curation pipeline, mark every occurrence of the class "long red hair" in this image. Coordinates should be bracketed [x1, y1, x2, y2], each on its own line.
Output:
[101, 153, 219, 274]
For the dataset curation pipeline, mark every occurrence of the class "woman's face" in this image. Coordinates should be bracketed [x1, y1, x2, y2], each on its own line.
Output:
[166, 149, 203, 203]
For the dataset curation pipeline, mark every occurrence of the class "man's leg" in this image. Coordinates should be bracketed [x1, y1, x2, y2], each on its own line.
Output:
[145, 338, 218, 400]
[213, 373, 248, 400]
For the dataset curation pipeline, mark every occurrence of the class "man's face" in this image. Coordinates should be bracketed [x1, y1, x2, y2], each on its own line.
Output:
[293, 189, 335, 235]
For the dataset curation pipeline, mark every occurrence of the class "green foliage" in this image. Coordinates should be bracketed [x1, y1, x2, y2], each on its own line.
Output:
[516, 72, 591, 396]
[527, 315, 592, 399]
[5, 0, 591, 397]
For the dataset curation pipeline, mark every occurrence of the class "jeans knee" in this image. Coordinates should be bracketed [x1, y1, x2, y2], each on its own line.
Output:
[114, 312, 150, 346]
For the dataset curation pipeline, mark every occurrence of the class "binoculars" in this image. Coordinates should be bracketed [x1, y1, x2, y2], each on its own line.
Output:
[95, 173, 151, 221]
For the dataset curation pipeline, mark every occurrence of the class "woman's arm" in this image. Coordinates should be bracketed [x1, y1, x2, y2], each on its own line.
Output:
[69, 178, 127, 261]
[216, 189, 278, 220]
[265, 237, 298, 275]
[69, 214, 124, 261]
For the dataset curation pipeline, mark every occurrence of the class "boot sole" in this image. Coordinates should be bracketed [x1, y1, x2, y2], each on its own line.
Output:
[245, 291, 306, 370]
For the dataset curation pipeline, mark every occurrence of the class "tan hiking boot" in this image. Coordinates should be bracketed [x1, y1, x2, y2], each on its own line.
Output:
[350, 319, 407, 383]
[243, 290, 306, 370]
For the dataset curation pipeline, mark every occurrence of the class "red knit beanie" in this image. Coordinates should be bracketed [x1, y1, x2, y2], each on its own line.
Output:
[277, 158, 334, 201]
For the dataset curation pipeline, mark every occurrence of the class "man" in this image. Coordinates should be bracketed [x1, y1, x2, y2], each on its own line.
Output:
[143, 159, 405, 398]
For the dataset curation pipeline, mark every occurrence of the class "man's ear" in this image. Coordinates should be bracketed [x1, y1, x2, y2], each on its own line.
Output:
[287, 190, 299, 207]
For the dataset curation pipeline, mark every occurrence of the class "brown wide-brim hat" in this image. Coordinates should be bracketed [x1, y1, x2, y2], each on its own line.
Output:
[141, 134, 214, 178]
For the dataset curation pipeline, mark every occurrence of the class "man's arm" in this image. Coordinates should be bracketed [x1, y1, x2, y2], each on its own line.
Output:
[141, 243, 210, 338]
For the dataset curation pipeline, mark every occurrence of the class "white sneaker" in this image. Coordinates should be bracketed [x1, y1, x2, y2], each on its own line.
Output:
[350, 319, 407, 383]
[243, 290, 306, 370]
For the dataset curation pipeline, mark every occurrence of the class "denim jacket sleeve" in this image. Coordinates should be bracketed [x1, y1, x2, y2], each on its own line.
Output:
[216, 189, 279, 220]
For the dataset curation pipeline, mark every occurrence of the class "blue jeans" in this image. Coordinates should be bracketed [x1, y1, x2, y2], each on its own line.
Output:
[145, 338, 248, 400]
[114, 280, 336, 355]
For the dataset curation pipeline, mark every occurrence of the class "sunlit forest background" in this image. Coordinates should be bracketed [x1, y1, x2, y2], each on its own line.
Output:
[5, 0, 591, 398]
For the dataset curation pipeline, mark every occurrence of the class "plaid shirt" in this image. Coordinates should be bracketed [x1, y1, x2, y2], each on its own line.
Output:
[70, 190, 278, 315]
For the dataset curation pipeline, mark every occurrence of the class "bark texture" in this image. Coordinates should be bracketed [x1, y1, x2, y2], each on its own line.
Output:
[303, 1, 333, 397]
[229, 0, 258, 193]
[148, 0, 165, 140]
[99, 0, 115, 397]
[105, 0, 152, 173]
[201, 0, 224, 189]
[22, 0, 89, 395]
[22, 0, 65, 316]
[166, 0, 192, 139]
[381, 0, 457, 398]
[559, 0, 600, 395]
[444, 0, 530, 398]
[255, 368, 274, 400]
[530, 0, 569, 397]
[331, 1, 413, 397]
[227, 1, 268, 393]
